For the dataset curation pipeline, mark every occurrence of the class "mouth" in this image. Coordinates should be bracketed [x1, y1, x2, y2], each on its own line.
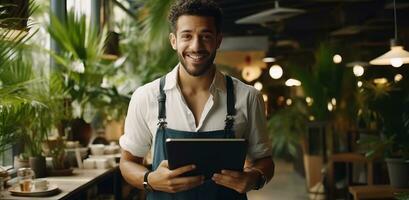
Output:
[185, 52, 208, 63]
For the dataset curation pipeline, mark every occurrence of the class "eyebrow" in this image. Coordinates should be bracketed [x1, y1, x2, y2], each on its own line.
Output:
[179, 29, 214, 34]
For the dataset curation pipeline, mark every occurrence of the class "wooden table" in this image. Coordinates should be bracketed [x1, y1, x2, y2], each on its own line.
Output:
[2, 167, 121, 200]
[349, 185, 409, 200]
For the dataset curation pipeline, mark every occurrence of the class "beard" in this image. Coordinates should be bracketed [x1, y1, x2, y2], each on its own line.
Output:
[178, 50, 217, 77]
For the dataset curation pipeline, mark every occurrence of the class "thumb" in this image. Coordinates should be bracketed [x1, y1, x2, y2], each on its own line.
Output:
[159, 160, 169, 168]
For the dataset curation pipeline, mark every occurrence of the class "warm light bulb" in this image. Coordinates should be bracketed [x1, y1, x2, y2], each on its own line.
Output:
[390, 58, 403, 68]
[331, 98, 336, 106]
[262, 94, 268, 102]
[262, 57, 276, 63]
[394, 74, 403, 82]
[333, 54, 342, 64]
[286, 98, 292, 106]
[269, 65, 283, 79]
[305, 97, 313, 106]
[254, 82, 263, 91]
[357, 81, 363, 87]
[285, 79, 301, 87]
[327, 102, 333, 111]
[353, 65, 364, 77]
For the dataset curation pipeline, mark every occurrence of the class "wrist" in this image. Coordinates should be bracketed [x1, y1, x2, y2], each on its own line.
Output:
[143, 170, 154, 192]
[245, 167, 267, 190]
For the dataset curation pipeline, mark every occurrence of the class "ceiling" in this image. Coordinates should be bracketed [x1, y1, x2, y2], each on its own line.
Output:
[215, 0, 409, 59]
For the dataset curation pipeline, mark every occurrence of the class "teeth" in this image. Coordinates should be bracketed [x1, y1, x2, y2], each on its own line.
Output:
[188, 54, 206, 60]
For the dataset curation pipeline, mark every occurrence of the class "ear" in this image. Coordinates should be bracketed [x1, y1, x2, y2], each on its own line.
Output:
[215, 33, 223, 49]
[169, 33, 177, 50]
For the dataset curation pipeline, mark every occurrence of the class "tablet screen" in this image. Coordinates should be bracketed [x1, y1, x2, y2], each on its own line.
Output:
[166, 138, 247, 179]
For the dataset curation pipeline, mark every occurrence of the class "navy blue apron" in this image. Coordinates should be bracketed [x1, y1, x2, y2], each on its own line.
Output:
[147, 75, 247, 200]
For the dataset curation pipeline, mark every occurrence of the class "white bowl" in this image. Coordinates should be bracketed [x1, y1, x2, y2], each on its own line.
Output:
[90, 145, 105, 156]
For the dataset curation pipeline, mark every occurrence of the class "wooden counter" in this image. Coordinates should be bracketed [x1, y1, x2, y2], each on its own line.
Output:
[2, 167, 121, 200]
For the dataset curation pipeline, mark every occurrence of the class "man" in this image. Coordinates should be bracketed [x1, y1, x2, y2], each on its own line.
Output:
[119, 0, 274, 199]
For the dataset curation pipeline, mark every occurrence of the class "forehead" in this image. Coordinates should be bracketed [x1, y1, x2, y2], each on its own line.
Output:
[175, 15, 217, 33]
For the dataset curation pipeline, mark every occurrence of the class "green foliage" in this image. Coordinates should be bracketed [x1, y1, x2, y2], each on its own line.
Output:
[289, 43, 353, 121]
[357, 78, 409, 160]
[120, 0, 178, 84]
[267, 99, 307, 158]
[47, 10, 130, 122]
[395, 192, 409, 200]
[0, 0, 51, 157]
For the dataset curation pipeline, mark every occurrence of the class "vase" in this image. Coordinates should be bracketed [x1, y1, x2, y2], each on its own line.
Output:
[29, 156, 46, 178]
[385, 158, 409, 188]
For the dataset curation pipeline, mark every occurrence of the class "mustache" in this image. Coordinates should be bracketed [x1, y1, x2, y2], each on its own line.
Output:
[185, 50, 209, 54]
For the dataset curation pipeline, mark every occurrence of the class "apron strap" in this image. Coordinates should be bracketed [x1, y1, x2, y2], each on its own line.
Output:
[225, 75, 236, 131]
[158, 76, 167, 128]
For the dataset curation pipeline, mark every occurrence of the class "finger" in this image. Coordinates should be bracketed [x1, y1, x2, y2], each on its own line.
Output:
[212, 175, 239, 192]
[169, 164, 196, 178]
[221, 170, 242, 178]
[170, 175, 204, 186]
[172, 176, 204, 192]
[212, 173, 236, 185]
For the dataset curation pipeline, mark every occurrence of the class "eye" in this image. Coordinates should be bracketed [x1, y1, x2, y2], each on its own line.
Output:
[201, 34, 213, 40]
[180, 34, 191, 40]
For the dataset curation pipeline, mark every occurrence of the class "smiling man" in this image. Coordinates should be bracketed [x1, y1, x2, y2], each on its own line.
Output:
[119, 0, 274, 199]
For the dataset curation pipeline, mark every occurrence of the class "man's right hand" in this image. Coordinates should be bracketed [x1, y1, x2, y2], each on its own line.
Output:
[148, 160, 204, 193]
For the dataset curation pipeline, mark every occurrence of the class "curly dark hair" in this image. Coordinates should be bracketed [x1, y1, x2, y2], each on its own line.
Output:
[168, 0, 223, 33]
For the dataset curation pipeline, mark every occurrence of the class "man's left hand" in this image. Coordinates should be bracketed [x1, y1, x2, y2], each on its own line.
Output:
[211, 169, 260, 194]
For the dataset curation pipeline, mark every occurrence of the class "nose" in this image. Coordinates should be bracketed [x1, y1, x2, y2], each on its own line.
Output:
[190, 36, 204, 51]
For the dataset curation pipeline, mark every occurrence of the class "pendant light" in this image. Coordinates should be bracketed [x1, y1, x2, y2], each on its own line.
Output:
[369, 0, 409, 67]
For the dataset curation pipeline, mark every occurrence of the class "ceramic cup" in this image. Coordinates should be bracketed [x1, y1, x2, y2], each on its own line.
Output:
[90, 144, 105, 156]
[95, 159, 109, 169]
[33, 179, 49, 191]
[83, 159, 96, 169]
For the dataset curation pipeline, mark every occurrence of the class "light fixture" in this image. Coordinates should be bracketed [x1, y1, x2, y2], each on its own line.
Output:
[353, 65, 365, 77]
[327, 102, 334, 111]
[331, 98, 336, 106]
[262, 57, 276, 63]
[305, 97, 313, 106]
[333, 54, 342, 64]
[235, 1, 305, 24]
[369, 0, 409, 67]
[269, 64, 283, 79]
[241, 55, 262, 82]
[394, 74, 403, 82]
[286, 98, 292, 106]
[262, 94, 268, 102]
[254, 81, 263, 91]
[373, 78, 388, 85]
[357, 81, 363, 87]
[285, 79, 301, 87]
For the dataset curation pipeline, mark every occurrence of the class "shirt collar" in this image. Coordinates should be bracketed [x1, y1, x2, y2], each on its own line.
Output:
[163, 64, 226, 93]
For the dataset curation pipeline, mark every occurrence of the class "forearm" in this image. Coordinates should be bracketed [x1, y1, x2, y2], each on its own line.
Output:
[119, 150, 149, 190]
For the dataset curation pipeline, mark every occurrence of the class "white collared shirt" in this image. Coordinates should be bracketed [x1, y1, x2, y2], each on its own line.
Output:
[119, 65, 272, 161]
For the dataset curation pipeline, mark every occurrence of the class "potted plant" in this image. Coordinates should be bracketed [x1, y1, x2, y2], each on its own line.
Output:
[46, 10, 130, 146]
[358, 80, 409, 188]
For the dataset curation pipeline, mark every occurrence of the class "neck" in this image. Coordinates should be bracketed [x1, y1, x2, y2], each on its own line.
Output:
[178, 64, 215, 92]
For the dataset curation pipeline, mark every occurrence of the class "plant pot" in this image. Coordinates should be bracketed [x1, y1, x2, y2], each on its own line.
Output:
[13, 156, 29, 170]
[29, 156, 46, 178]
[385, 158, 409, 188]
[71, 118, 92, 147]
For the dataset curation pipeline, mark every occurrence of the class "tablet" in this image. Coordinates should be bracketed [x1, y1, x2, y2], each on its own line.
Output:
[166, 138, 247, 179]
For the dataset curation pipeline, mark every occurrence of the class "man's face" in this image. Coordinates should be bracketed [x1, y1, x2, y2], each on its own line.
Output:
[170, 15, 222, 77]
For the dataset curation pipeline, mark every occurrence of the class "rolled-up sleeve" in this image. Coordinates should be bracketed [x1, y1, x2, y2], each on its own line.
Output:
[246, 91, 272, 161]
[119, 88, 152, 157]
